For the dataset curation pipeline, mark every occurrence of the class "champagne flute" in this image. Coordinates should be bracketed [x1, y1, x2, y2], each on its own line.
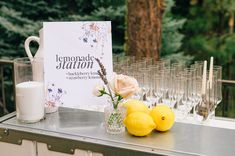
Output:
[138, 68, 151, 102]
[194, 81, 213, 122]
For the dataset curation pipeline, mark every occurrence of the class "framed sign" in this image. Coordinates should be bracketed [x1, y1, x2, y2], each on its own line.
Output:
[43, 21, 113, 111]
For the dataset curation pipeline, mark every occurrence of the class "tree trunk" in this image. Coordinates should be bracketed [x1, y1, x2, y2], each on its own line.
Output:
[126, 0, 164, 61]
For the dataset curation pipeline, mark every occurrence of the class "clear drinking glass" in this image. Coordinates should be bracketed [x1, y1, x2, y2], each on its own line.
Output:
[194, 79, 202, 108]
[148, 74, 163, 107]
[208, 79, 217, 118]
[159, 58, 171, 68]
[136, 60, 147, 69]
[132, 72, 142, 99]
[194, 61, 204, 80]
[213, 66, 222, 106]
[161, 68, 176, 108]
[172, 62, 185, 77]
[174, 76, 185, 120]
[155, 75, 164, 103]
[208, 68, 222, 118]
[194, 80, 214, 123]
[146, 58, 154, 67]
[113, 62, 122, 74]
[181, 70, 195, 117]
[147, 65, 161, 107]
[14, 57, 45, 123]
[138, 68, 151, 105]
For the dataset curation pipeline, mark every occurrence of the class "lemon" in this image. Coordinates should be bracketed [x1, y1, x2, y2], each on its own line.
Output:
[123, 99, 149, 116]
[123, 112, 156, 136]
[150, 105, 175, 132]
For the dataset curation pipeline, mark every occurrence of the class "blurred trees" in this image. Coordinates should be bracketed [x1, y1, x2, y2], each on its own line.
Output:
[161, 0, 192, 64]
[173, 0, 235, 80]
[0, 0, 188, 62]
[126, 0, 164, 61]
[0, 0, 125, 58]
[0, 0, 62, 57]
[125, 0, 190, 63]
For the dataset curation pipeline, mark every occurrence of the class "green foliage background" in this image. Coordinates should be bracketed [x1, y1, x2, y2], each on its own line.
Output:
[0, 0, 125, 58]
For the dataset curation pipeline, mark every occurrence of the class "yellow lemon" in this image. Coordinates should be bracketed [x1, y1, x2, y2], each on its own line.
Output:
[123, 112, 156, 136]
[123, 99, 149, 116]
[150, 105, 175, 132]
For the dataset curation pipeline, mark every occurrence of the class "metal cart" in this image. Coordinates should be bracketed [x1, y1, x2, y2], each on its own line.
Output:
[0, 107, 235, 156]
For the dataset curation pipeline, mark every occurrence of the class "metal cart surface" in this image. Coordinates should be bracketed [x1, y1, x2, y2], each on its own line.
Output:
[0, 107, 235, 156]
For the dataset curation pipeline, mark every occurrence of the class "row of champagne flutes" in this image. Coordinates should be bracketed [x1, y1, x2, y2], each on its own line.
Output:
[113, 56, 222, 122]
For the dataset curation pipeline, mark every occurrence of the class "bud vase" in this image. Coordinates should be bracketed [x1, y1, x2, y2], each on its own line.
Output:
[45, 101, 58, 113]
[104, 105, 126, 134]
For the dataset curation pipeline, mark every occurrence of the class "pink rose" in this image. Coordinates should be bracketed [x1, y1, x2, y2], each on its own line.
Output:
[109, 73, 140, 99]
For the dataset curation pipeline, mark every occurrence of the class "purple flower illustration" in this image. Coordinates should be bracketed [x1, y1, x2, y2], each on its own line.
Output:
[83, 38, 88, 43]
[58, 88, 62, 94]
[46, 83, 66, 108]
[79, 22, 109, 50]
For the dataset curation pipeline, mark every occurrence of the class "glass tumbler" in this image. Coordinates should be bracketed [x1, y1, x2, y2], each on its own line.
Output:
[14, 57, 45, 123]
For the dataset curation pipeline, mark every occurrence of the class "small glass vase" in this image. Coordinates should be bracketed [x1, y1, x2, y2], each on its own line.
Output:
[104, 105, 126, 134]
[45, 101, 58, 114]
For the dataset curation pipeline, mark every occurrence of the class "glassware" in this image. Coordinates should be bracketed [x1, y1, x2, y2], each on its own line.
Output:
[113, 62, 122, 74]
[172, 62, 185, 77]
[208, 79, 217, 118]
[194, 61, 204, 79]
[132, 72, 142, 99]
[161, 68, 176, 108]
[139, 68, 151, 101]
[185, 68, 197, 109]
[147, 65, 160, 107]
[194, 79, 203, 108]
[194, 81, 213, 122]
[136, 60, 147, 69]
[148, 74, 163, 107]
[104, 104, 126, 134]
[146, 58, 154, 67]
[208, 69, 221, 118]
[181, 70, 195, 117]
[213, 66, 222, 106]
[158, 58, 171, 68]
[174, 76, 185, 120]
[113, 57, 223, 123]
[14, 57, 45, 123]
[194, 95, 210, 122]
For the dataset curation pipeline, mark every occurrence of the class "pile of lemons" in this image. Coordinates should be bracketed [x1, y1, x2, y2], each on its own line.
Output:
[122, 100, 175, 137]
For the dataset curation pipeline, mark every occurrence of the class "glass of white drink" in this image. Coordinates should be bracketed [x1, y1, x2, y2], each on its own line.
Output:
[14, 57, 44, 123]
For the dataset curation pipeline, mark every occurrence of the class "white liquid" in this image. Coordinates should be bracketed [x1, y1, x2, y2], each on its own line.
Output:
[16, 81, 44, 122]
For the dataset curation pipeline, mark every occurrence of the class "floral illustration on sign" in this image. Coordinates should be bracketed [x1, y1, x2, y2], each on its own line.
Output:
[46, 83, 67, 108]
[79, 22, 110, 59]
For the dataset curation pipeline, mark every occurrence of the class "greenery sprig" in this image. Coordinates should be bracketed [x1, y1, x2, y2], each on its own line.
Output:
[95, 58, 123, 109]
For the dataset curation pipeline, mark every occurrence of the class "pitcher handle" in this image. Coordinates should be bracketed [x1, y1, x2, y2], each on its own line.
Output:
[24, 36, 40, 62]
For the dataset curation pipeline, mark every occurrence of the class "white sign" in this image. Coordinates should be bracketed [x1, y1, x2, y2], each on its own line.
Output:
[43, 21, 113, 111]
